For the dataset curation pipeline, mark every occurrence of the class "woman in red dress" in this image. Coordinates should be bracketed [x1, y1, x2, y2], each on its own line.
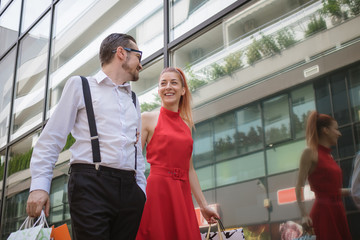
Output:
[136, 67, 219, 240]
[295, 111, 352, 239]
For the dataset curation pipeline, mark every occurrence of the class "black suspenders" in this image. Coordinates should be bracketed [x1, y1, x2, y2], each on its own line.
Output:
[80, 76, 138, 169]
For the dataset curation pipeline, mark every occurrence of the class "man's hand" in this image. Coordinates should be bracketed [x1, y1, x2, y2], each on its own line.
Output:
[26, 190, 50, 217]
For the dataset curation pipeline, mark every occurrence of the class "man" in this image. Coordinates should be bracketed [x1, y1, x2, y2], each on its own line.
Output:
[26, 33, 146, 240]
[351, 152, 360, 209]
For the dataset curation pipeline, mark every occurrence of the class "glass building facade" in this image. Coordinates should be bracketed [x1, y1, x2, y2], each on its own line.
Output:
[1, 0, 360, 238]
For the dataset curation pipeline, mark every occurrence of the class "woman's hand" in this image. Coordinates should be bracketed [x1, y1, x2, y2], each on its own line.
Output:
[301, 215, 313, 233]
[200, 206, 220, 224]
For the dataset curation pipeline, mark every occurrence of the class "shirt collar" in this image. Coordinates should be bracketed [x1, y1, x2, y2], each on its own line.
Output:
[94, 70, 132, 93]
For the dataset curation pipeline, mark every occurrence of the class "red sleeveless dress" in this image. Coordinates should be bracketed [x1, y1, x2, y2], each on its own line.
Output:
[136, 107, 201, 240]
[308, 145, 352, 240]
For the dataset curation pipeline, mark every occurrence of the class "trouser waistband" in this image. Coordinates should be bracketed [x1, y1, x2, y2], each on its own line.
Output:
[69, 163, 136, 178]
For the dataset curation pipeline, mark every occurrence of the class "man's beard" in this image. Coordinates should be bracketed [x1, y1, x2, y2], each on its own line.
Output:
[122, 60, 139, 82]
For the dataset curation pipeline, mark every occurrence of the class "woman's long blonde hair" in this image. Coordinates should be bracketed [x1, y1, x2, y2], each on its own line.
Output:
[159, 67, 194, 129]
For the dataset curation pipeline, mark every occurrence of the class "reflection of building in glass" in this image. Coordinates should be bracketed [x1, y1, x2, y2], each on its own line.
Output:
[1, 0, 360, 239]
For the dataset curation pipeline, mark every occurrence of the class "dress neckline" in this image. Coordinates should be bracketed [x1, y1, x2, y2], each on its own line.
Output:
[161, 106, 180, 118]
[318, 144, 331, 154]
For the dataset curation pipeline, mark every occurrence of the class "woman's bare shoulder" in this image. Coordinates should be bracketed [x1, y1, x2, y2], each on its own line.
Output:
[301, 147, 317, 162]
[141, 111, 159, 120]
[141, 111, 160, 128]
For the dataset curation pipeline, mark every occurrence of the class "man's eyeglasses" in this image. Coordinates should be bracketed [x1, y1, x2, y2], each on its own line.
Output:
[112, 47, 142, 62]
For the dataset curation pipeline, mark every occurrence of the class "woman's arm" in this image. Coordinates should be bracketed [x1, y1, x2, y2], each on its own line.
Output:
[140, 113, 150, 150]
[189, 158, 219, 224]
[295, 148, 316, 231]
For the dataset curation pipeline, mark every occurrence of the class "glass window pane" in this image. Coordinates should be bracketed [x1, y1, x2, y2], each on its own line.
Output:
[11, 14, 50, 140]
[1, 190, 29, 239]
[49, 175, 69, 224]
[48, 0, 164, 118]
[0, 0, 12, 11]
[235, 104, 263, 155]
[268, 171, 305, 222]
[216, 151, 265, 187]
[0, 0, 21, 57]
[170, 0, 237, 41]
[2, 131, 40, 238]
[266, 139, 306, 175]
[355, 123, 360, 152]
[216, 179, 268, 226]
[132, 58, 164, 113]
[315, 79, 332, 116]
[349, 65, 360, 122]
[193, 121, 214, 168]
[214, 112, 236, 161]
[21, 0, 51, 33]
[263, 94, 291, 145]
[337, 126, 354, 158]
[0, 48, 16, 147]
[331, 72, 350, 125]
[195, 165, 215, 190]
[0, 149, 5, 202]
[291, 84, 315, 139]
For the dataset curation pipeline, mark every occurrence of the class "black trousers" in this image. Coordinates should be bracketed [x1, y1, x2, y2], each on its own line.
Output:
[68, 164, 146, 240]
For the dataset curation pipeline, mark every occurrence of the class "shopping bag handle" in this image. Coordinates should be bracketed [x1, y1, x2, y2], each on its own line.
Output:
[33, 210, 49, 228]
[205, 218, 224, 240]
[18, 210, 48, 231]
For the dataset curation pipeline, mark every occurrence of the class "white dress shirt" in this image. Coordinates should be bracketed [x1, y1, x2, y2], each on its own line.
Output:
[30, 70, 146, 194]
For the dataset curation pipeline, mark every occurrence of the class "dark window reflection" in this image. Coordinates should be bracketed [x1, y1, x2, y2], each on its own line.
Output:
[337, 126, 354, 158]
[348, 65, 360, 122]
[214, 113, 237, 161]
[235, 104, 263, 155]
[331, 72, 350, 125]
[1, 190, 29, 239]
[315, 79, 332, 116]
[263, 94, 290, 145]
[291, 84, 316, 139]
[193, 121, 214, 168]
[354, 123, 360, 152]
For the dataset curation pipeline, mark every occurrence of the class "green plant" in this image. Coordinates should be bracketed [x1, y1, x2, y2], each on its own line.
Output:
[63, 133, 76, 151]
[344, 0, 360, 16]
[184, 65, 207, 92]
[246, 37, 262, 65]
[0, 161, 4, 180]
[209, 63, 227, 81]
[223, 51, 243, 76]
[276, 27, 297, 49]
[305, 15, 327, 37]
[259, 33, 281, 56]
[8, 148, 33, 177]
[140, 94, 161, 112]
[321, 0, 344, 19]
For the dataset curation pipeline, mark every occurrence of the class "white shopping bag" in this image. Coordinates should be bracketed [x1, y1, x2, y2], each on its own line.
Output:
[201, 220, 245, 240]
[7, 210, 52, 240]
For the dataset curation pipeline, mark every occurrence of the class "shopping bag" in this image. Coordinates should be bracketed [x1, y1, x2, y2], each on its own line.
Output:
[7, 210, 52, 240]
[50, 224, 71, 240]
[294, 228, 316, 240]
[201, 219, 245, 240]
[294, 234, 316, 240]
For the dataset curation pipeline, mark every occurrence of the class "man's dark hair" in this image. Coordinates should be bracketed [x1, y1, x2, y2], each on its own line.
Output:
[99, 33, 137, 66]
